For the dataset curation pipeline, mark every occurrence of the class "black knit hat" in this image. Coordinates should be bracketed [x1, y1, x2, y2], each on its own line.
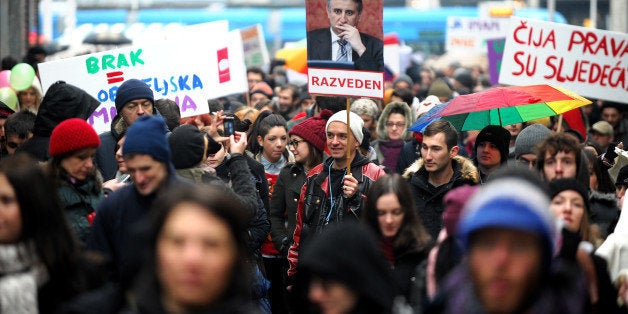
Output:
[475, 125, 511, 165]
[548, 178, 589, 213]
[115, 79, 154, 113]
[298, 223, 396, 311]
[169, 125, 204, 169]
[169, 125, 221, 169]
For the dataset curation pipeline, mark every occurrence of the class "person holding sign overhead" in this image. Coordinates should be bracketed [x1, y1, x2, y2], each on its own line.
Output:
[307, 0, 383, 72]
[287, 110, 385, 284]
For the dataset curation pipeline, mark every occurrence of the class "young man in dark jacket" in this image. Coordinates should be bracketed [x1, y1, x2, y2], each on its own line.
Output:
[288, 110, 385, 279]
[403, 120, 479, 239]
[89, 116, 191, 286]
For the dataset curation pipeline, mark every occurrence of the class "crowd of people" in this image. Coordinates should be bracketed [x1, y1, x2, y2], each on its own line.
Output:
[3, 7, 628, 314]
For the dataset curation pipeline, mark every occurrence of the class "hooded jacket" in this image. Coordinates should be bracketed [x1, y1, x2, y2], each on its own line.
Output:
[18, 81, 100, 161]
[287, 153, 385, 277]
[296, 223, 396, 313]
[403, 155, 479, 239]
[372, 102, 414, 171]
[375, 102, 414, 142]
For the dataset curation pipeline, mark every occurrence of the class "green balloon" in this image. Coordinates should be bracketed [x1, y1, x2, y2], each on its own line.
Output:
[9, 63, 36, 92]
[0, 87, 18, 110]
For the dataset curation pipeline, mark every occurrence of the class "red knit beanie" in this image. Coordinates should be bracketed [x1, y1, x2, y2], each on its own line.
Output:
[289, 109, 332, 153]
[50, 118, 100, 157]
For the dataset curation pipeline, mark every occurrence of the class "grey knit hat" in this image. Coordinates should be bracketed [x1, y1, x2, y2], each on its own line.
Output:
[393, 74, 413, 88]
[514, 124, 552, 158]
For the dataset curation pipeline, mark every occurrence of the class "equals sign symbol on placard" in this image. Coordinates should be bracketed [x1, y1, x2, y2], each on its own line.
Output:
[106, 71, 124, 84]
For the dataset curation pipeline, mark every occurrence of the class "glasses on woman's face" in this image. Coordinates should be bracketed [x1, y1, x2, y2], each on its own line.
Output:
[385, 121, 406, 129]
[289, 139, 304, 149]
[516, 157, 536, 168]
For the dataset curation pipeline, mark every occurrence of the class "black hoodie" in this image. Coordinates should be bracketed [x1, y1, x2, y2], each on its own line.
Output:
[18, 81, 100, 161]
[295, 222, 396, 313]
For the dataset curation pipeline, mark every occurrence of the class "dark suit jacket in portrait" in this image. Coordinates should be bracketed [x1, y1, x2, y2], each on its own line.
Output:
[307, 28, 384, 72]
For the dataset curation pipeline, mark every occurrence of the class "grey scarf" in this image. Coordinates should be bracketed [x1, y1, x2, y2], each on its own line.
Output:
[0, 242, 49, 314]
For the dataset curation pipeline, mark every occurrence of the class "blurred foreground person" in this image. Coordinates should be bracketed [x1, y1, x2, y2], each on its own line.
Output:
[293, 223, 396, 314]
[132, 185, 258, 313]
[0, 154, 101, 312]
[428, 176, 588, 313]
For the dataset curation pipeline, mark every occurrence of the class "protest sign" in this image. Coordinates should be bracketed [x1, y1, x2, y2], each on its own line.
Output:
[500, 17, 628, 103]
[306, 0, 384, 98]
[308, 68, 384, 98]
[241, 24, 270, 68]
[446, 17, 510, 53]
[133, 21, 229, 46]
[486, 38, 505, 85]
[39, 29, 247, 133]
[384, 34, 401, 77]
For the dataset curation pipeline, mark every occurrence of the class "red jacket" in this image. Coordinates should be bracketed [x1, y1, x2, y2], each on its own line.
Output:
[287, 154, 385, 276]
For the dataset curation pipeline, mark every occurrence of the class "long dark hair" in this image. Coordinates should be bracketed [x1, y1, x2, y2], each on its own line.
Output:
[134, 184, 252, 311]
[0, 153, 80, 288]
[583, 148, 615, 193]
[363, 174, 430, 253]
[247, 110, 288, 157]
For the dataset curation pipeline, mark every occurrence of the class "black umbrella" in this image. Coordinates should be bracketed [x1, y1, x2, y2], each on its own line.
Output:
[83, 32, 132, 45]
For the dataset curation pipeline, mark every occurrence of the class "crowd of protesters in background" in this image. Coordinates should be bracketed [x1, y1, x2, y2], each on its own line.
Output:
[3, 23, 628, 313]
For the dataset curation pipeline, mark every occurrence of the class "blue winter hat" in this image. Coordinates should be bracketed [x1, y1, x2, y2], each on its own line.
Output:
[458, 177, 556, 256]
[115, 79, 155, 113]
[123, 115, 171, 163]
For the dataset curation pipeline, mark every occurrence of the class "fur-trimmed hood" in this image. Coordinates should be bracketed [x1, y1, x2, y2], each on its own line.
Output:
[589, 189, 618, 206]
[376, 101, 414, 141]
[402, 155, 480, 184]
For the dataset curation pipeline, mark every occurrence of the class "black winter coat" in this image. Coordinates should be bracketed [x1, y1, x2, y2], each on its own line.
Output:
[403, 156, 479, 239]
[589, 190, 620, 238]
[388, 245, 428, 305]
[269, 162, 306, 254]
[215, 154, 270, 257]
[88, 170, 192, 286]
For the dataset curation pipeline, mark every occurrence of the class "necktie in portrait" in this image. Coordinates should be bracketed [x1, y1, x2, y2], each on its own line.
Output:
[336, 39, 348, 62]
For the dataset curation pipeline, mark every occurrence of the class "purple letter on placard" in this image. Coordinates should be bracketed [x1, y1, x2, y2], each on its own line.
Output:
[487, 38, 505, 86]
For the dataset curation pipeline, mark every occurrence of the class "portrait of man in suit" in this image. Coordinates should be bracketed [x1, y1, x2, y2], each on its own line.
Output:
[307, 0, 384, 72]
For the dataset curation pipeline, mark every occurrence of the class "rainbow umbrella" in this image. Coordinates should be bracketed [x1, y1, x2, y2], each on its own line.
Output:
[410, 84, 591, 132]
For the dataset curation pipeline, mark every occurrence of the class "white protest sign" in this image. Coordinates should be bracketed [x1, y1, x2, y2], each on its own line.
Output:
[499, 17, 628, 103]
[131, 20, 229, 46]
[308, 68, 384, 98]
[446, 17, 510, 53]
[384, 34, 401, 76]
[39, 30, 247, 134]
[241, 24, 270, 68]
